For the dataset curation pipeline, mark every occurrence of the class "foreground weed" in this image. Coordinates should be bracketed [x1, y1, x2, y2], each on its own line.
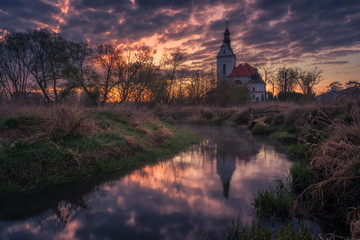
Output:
[253, 179, 293, 219]
[226, 216, 313, 240]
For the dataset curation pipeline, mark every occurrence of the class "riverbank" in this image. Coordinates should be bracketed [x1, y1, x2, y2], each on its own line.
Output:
[0, 103, 199, 197]
[156, 102, 360, 238]
[1, 102, 358, 238]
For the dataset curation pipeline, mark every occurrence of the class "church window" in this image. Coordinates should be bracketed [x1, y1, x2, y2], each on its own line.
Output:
[253, 87, 255, 92]
[223, 50, 225, 53]
[223, 64, 226, 75]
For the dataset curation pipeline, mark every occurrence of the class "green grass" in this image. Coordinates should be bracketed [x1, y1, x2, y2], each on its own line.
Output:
[253, 180, 294, 219]
[0, 110, 199, 197]
[290, 161, 314, 195]
[0, 115, 41, 130]
[60, 133, 127, 154]
[226, 216, 313, 240]
[289, 144, 311, 159]
[274, 131, 297, 143]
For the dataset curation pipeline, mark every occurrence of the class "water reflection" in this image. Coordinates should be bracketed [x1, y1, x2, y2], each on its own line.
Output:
[0, 126, 292, 240]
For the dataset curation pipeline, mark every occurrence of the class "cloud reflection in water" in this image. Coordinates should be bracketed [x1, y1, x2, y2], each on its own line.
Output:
[0, 126, 291, 240]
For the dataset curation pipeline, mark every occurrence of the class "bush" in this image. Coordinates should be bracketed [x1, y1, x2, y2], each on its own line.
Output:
[206, 80, 250, 107]
[273, 114, 285, 125]
[251, 123, 274, 135]
[234, 111, 251, 125]
[274, 131, 297, 143]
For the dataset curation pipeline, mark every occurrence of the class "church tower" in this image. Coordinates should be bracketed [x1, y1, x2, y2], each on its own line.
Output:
[216, 23, 236, 84]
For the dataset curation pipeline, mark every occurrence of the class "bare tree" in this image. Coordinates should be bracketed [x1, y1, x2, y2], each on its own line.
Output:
[259, 65, 275, 96]
[92, 44, 122, 104]
[327, 81, 343, 91]
[162, 48, 186, 103]
[297, 67, 323, 95]
[276, 66, 298, 94]
[63, 41, 99, 105]
[0, 32, 30, 101]
[346, 80, 360, 88]
[187, 69, 216, 104]
[21, 29, 52, 103]
[41, 30, 68, 102]
[115, 46, 157, 103]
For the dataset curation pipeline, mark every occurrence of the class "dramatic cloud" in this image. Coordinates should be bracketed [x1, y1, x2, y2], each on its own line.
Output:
[311, 61, 349, 65]
[0, 0, 359, 84]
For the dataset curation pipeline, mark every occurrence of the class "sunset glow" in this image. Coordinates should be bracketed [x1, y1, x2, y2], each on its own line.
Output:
[0, 0, 359, 91]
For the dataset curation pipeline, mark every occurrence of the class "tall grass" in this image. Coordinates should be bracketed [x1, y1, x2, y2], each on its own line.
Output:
[253, 179, 293, 219]
[0, 103, 198, 196]
[226, 216, 313, 240]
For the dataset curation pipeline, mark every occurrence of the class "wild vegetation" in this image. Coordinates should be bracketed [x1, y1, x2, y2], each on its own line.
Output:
[0, 28, 332, 107]
[0, 103, 198, 196]
[152, 100, 360, 239]
[1, 28, 359, 239]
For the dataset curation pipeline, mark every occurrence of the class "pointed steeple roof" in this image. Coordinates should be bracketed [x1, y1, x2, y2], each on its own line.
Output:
[223, 21, 231, 47]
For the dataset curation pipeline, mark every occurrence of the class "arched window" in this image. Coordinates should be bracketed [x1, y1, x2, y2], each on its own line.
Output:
[223, 64, 226, 76]
[253, 87, 255, 92]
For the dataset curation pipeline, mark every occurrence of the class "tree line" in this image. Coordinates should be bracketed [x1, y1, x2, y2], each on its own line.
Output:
[260, 65, 323, 102]
[0, 28, 216, 105]
[0, 28, 337, 106]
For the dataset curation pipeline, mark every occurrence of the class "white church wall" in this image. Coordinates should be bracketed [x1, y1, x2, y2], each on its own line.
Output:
[250, 83, 266, 102]
[217, 57, 236, 83]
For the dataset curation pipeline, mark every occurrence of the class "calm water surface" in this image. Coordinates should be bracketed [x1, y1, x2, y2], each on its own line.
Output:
[0, 126, 294, 240]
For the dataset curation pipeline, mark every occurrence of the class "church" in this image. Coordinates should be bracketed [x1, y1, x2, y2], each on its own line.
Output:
[216, 25, 267, 102]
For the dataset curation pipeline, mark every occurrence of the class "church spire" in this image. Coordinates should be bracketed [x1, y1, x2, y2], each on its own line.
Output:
[223, 21, 231, 47]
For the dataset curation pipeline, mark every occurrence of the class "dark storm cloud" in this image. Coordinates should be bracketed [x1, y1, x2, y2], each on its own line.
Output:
[311, 61, 349, 65]
[0, 0, 359, 65]
[136, 0, 191, 10]
[0, 0, 60, 30]
[313, 50, 360, 60]
[220, 0, 360, 64]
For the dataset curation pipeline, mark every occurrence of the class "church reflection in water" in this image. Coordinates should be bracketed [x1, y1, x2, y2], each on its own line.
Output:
[0, 126, 293, 240]
[213, 128, 258, 198]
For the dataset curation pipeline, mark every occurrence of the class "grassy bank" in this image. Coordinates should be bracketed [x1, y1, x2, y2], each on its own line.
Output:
[157, 102, 360, 238]
[248, 102, 360, 237]
[249, 102, 359, 239]
[0, 103, 199, 197]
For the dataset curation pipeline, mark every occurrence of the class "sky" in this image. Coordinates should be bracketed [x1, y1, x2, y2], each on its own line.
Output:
[0, 0, 359, 92]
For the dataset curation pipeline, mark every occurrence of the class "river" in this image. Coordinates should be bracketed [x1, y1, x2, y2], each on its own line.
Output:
[0, 125, 301, 240]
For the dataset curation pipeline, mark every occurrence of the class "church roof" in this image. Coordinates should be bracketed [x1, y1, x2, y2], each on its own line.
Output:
[228, 63, 255, 77]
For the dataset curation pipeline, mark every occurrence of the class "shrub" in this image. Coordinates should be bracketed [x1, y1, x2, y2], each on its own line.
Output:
[251, 123, 274, 135]
[206, 80, 250, 107]
[273, 114, 285, 125]
[274, 131, 297, 143]
[234, 111, 251, 125]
